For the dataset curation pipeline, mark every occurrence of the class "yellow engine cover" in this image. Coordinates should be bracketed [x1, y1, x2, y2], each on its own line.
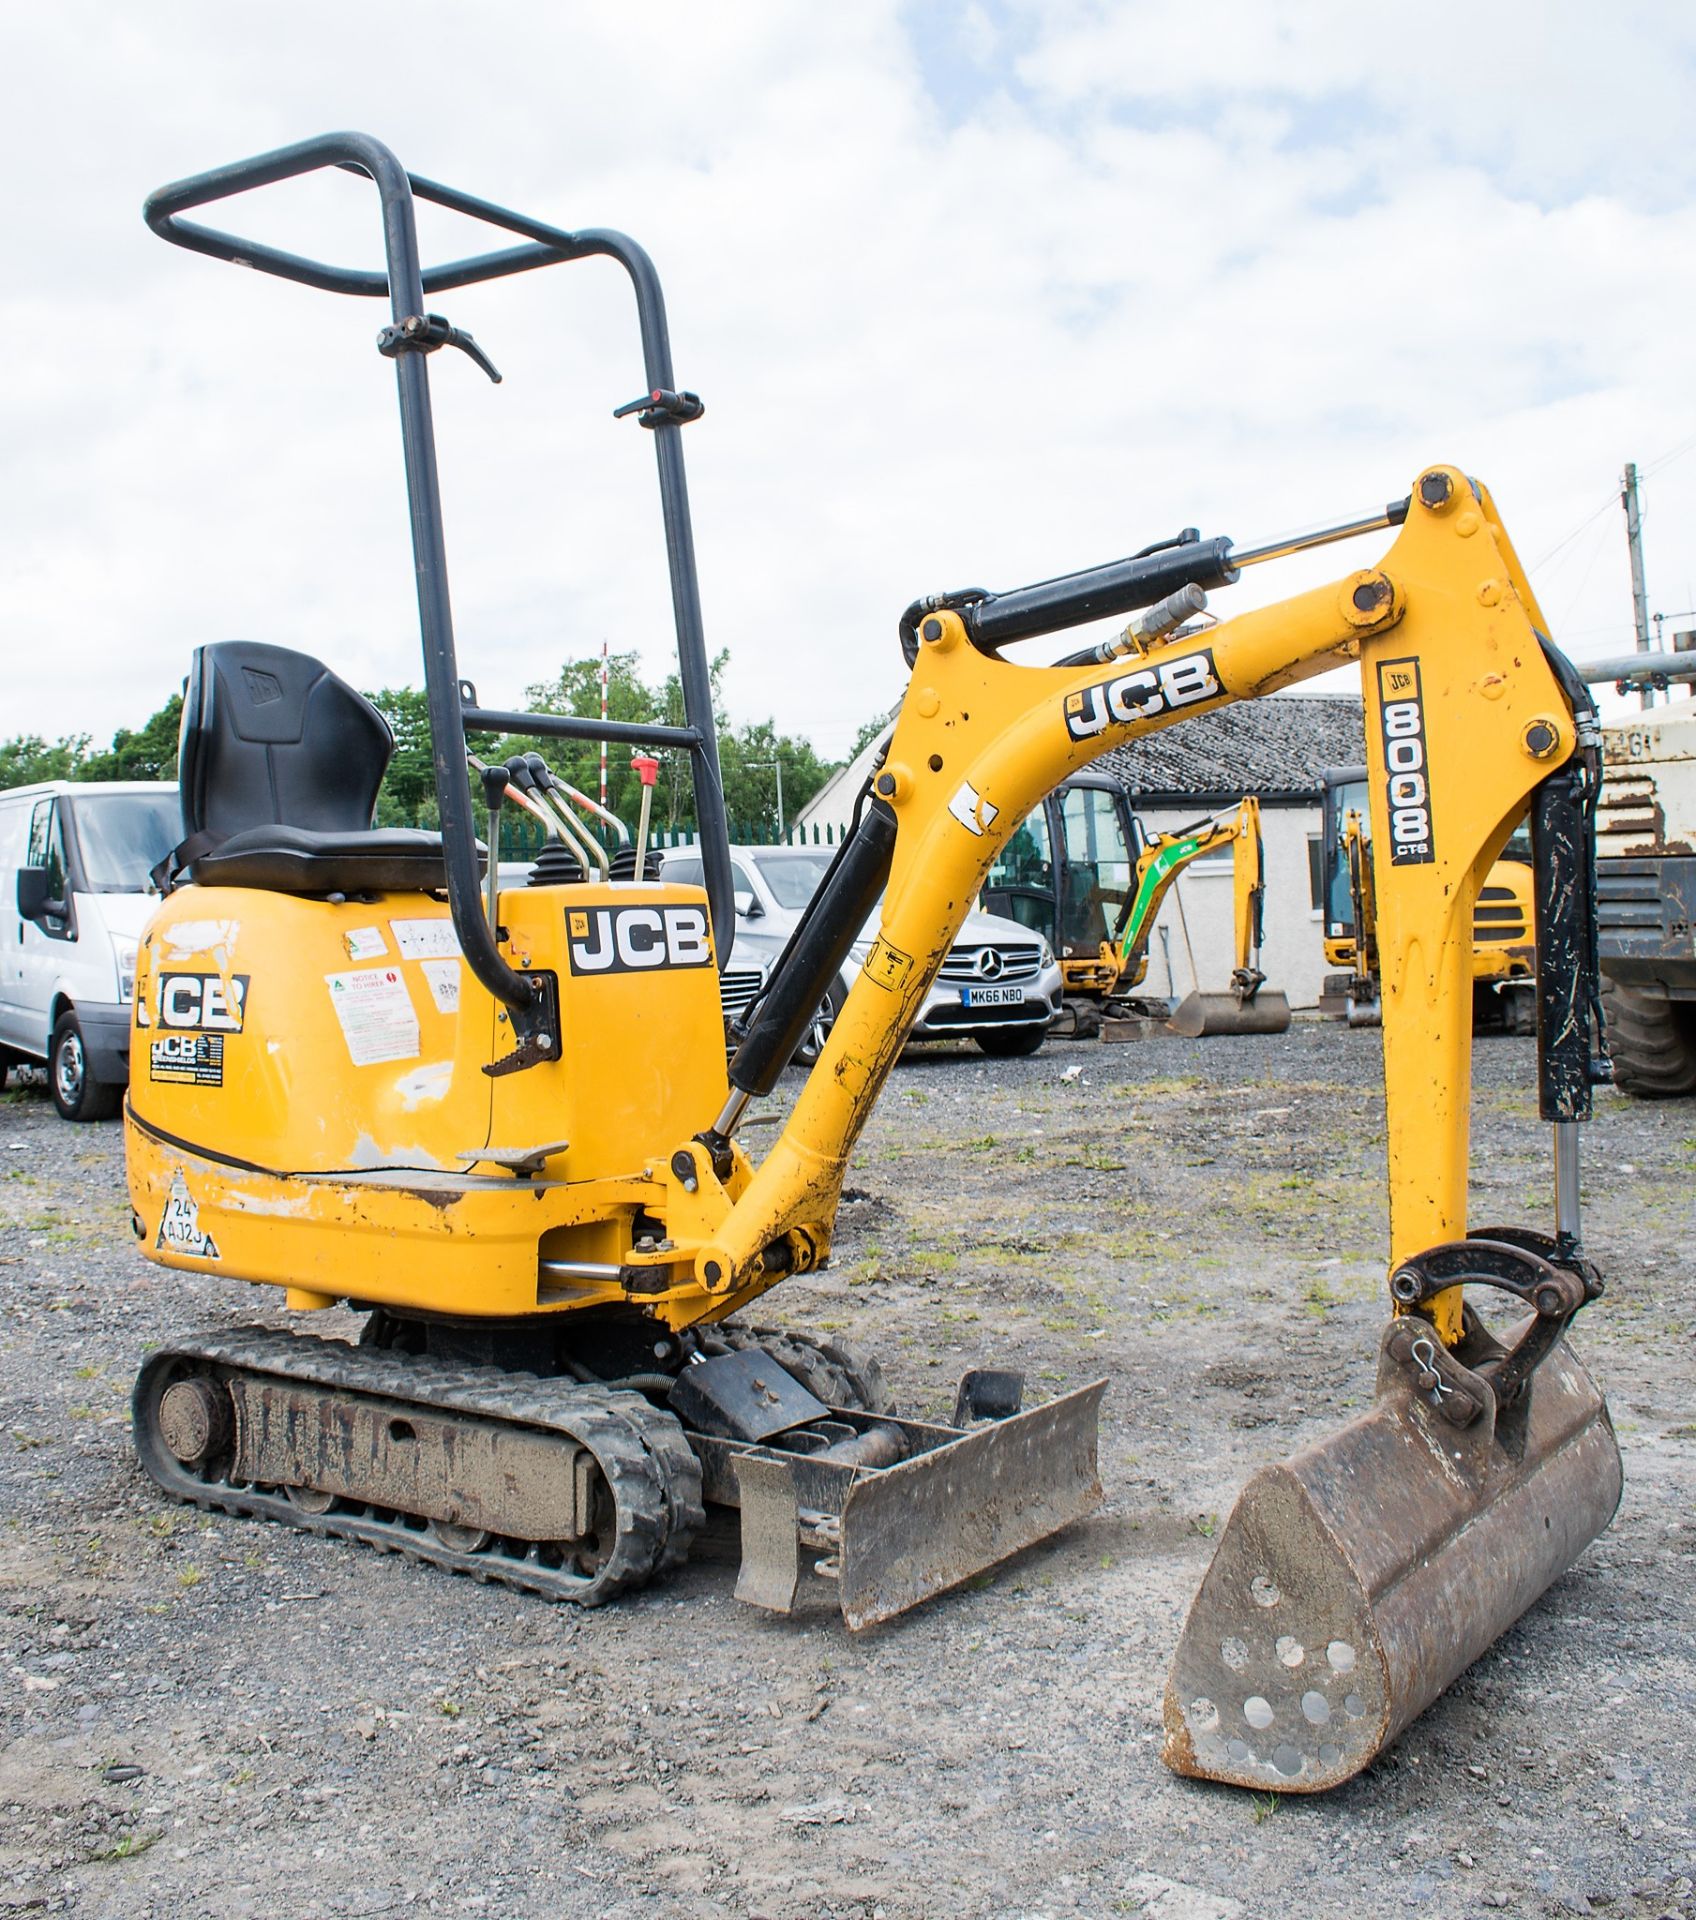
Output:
[126, 879, 735, 1319]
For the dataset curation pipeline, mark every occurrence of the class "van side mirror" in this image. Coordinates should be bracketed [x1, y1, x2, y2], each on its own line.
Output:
[733, 889, 762, 919]
[16, 867, 61, 922]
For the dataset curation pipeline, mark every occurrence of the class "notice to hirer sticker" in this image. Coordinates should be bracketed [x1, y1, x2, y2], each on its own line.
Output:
[419, 957, 461, 1015]
[325, 967, 421, 1066]
[390, 918, 461, 960]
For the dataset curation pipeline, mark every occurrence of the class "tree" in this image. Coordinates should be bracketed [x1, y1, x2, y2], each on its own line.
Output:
[719, 718, 835, 836]
[0, 734, 90, 790]
[0, 693, 182, 794]
[367, 686, 441, 826]
[848, 709, 897, 761]
[80, 695, 182, 783]
[361, 649, 845, 847]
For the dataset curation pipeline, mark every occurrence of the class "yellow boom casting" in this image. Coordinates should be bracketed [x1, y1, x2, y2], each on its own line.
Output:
[129, 133, 1618, 1797]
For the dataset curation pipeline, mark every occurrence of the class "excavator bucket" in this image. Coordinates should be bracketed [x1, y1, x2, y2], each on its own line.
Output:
[1167, 987, 1292, 1037]
[1162, 1319, 1621, 1791]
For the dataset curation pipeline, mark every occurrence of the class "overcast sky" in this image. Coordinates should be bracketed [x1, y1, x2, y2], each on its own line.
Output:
[5, 1, 1694, 761]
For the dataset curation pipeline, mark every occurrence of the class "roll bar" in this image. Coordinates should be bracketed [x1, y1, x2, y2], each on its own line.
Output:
[144, 131, 734, 1040]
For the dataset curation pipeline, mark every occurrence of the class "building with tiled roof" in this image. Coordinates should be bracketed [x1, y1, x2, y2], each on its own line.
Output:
[1099, 694, 1365, 808]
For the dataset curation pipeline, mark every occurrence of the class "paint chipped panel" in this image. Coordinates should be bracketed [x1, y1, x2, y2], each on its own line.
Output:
[1599, 709, 1696, 852]
[159, 919, 241, 962]
[395, 1061, 455, 1110]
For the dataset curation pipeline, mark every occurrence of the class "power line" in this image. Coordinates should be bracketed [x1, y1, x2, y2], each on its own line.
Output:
[1532, 424, 1696, 573]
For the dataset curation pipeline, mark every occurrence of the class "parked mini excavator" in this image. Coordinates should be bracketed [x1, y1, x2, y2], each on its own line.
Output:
[1319, 765, 1539, 1030]
[127, 133, 1619, 1795]
[983, 780, 1290, 1036]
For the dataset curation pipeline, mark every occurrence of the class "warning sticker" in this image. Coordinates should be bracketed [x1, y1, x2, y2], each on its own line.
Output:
[419, 958, 461, 1016]
[325, 967, 421, 1066]
[343, 925, 388, 961]
[156, 1173, 220, 1261]
[149, 1033, 224, 1087]
[947, 781, 1000, 837]
[860, 937, 915, 993]
[390, 918, 461, 961]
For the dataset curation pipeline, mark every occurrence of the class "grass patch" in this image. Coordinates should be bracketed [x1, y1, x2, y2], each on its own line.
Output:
[98, 1831, 161, 1862]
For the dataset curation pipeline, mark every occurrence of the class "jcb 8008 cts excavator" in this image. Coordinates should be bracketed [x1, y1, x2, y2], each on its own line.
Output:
[127, 134, 1619, 1795]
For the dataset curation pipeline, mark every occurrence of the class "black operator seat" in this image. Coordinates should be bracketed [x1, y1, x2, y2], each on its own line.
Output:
[171, 641, 480, 894]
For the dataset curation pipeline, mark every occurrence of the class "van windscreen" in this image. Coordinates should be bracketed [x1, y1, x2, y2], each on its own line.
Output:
[72, 794, 182, 892]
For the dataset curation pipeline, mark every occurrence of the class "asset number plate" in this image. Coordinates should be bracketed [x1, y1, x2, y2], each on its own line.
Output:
[963, 984, 1026, 1007]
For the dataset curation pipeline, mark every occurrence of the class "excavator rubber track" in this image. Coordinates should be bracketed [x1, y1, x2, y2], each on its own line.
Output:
[132, 1326, 704, 1604]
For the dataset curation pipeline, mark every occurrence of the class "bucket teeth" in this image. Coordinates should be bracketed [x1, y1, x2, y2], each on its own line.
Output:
[1163, 1321, 1621, 1792]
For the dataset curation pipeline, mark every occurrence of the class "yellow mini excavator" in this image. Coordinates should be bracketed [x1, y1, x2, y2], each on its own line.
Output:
[984, 781, 1291, 1037]
[128, 134, 1619, 1795]
[1320, 764, 1539, 1031]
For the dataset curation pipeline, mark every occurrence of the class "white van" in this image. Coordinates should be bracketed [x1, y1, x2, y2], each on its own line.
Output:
[0, 781, 181, 1120]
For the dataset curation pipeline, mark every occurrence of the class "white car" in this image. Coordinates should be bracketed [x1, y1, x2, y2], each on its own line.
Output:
[660, 843, 1063, 1059]
[0, 780, 181, 1119]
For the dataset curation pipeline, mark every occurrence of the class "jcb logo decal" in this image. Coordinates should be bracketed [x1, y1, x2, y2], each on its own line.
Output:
[157, 972, 249, 1032]
[1064, 648, 1221, 742]
[567, 906, 712, 975]
[1377, 658, 1435, 865]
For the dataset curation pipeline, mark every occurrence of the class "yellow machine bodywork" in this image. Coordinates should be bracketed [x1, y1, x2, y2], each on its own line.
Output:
[132, 469, 1575, 1346]
[128, 881, 755, 1326]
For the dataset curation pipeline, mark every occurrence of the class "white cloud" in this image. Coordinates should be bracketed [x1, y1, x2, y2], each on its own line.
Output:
[1, 0, 1692, 766]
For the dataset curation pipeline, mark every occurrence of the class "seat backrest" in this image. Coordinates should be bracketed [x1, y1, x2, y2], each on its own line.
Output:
[179, 642, 395, 839]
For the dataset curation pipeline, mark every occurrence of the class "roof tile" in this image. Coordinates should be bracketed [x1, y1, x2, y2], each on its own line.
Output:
[1100, 694, 1364, 805]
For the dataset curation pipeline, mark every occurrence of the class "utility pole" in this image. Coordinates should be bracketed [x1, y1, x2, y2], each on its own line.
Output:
[748, 758, 786, 837]
[598, 640, 609, 809]
[1621, 462, 1655, 710]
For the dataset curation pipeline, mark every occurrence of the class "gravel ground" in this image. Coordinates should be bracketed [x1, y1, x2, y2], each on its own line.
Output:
[1, 1022, 1691, 1920]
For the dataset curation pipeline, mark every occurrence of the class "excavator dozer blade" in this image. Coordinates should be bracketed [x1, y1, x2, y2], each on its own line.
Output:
[836, 1379, 1105, 1628]
[1161, 1325, 1620, 1792]
[724, 1381, 1105, 1631]
[1167, 989, 1293, 1038]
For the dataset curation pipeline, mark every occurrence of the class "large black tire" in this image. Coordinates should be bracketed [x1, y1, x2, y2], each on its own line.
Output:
[50, 1013, 120, 1122]
[975, 1024, 1047, 1059]
[1602, 977, 1696, 1099]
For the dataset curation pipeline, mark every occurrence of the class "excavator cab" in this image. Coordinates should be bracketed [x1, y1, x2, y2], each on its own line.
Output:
[982, 771, 1142, 1012]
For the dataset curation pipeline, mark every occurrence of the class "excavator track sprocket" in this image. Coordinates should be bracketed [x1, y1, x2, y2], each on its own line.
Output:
[132, 1326, 704, 1605]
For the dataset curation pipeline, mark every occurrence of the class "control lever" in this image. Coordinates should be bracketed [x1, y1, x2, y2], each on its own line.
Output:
[477, 762, 509, 934]
[521, 754, 609, 879]
[613, 387, 704, 427]
[376, 312, 502, 383]
[630, 754, 661, 879]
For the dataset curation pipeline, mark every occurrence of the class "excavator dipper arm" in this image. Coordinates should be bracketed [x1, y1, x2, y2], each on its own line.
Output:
[699, 467, 1591, 1339]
